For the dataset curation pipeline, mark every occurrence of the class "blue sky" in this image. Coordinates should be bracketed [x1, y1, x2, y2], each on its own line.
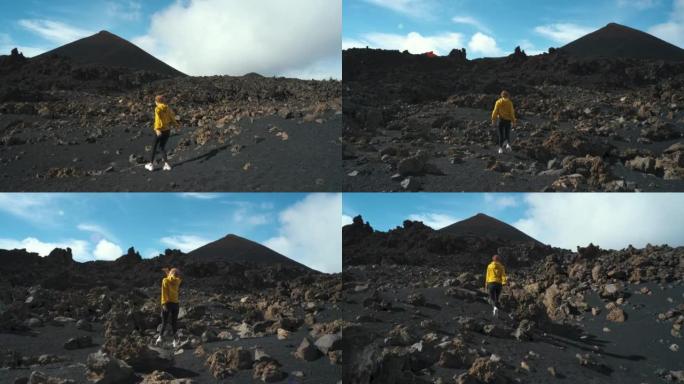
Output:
[343, 193, 684, 250]
[0, 0, 341, 79]
[343, 0, 684, 57]
[0, 193, 342, 273]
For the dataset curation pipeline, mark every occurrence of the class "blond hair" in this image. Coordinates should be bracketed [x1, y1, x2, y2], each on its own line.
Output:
[500, 90, 510, 99]
[155, 95, 166, 104]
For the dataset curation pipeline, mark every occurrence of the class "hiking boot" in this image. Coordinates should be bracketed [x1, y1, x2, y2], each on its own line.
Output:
[155, 335, 163, 345]
[493, 307, 499, 317]
[497, 147, 503, 154]
[145, 163, 154, 171]
[162, 162, 172, 171]
[172, 338, 179, 349]
[505, 143, 512, 152]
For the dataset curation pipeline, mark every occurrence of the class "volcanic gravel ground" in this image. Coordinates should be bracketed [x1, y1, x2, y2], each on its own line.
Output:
[0, 112, 341, 192]
[343, 265, 683, 384]
[344, 104, 684, 192]
[0, 301, 342, 383]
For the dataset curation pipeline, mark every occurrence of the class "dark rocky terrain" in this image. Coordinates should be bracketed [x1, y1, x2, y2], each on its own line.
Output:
[0, 31, 341, 192]
[342, 215, 684, 383]
[0, 234, 342, 383]
[343, 23, 684, 192]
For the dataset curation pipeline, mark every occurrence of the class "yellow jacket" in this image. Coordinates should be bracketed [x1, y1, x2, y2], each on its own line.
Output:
[491, 98, 516, 123]
[161, 275, 182, 304]
[485, 261, 507, 286]
[154, 103, 178, 131]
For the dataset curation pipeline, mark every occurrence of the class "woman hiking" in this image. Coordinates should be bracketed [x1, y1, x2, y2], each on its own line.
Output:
[156, 267, 182, 348]
[491, 90, 516, 154]
[485, 255, 507, 317]
[145, 95, 179, 171]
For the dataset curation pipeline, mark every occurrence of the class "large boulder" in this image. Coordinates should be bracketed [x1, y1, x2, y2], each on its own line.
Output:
[85, 351, 135, 384]
[600, 283, 624, 300]
[295, 338, 322, 361]
[314, 333, 342, 355]
[205, 347, 253, 379]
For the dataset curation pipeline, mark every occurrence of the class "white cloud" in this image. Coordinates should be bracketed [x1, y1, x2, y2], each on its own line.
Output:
[264, 193, 341, 273]
[132, 0, 341, 79]
[649, 0, 684, 47]
[77, 223, 118, 243]
[18, 19, 93, 45]
[180, 193, 221, 200]
[452, 16, 491, 34]
[617, 0, 658, 9]
[342, 31, 464, 55]
[534, 23, 594, 44]
[144, 248, 162, 259]
[233, 209, 271, 226]
[467, 32, 503, 56]
[483, 193, 518, 209]
[514, 194, 684, 250]
[93, 239, 123, 260]
[518, 39, 546, 56]
[364, 0, 430, 17]
[0, 237, 91, 262]
[105, 1, 142, 21]
[160, 235, 211, 252]
[408, 213, 459, 229]
[0, 194, 62, 224]
[342, 214, 354, 226]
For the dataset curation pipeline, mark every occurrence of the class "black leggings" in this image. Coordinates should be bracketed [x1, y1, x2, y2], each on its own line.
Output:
[151, 130, 170, 163]
[498, 119, 511, 147]
[160, 302, 179, 336]
[487, 283, 502, 308]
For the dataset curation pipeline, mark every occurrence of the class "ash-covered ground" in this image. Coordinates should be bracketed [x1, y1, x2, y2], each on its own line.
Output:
[0, 31, 341, 192]
[0, 237, 342, 383]
[342, 23, 684, 192]
[342, 215, 683, 384]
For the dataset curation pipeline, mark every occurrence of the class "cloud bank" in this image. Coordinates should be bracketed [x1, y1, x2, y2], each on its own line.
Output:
[132, 0, 341, 79]
[514, 194, 684, 250]
[264, 194, 342, 273]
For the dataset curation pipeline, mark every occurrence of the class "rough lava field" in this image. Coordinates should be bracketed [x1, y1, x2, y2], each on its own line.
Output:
[342, 214, 684, 384]
[0, 234, 342, 383]
[343, 23, 684, 192]
[0, 31, 342, 192]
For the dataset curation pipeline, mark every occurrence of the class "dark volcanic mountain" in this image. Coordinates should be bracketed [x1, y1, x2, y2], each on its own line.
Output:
[36, 30, 184, 76]
[560, 22, 684, 61]
[439, 213, 542, 245]
[343, 215, 552, 267]
[185, 233, 310, 269]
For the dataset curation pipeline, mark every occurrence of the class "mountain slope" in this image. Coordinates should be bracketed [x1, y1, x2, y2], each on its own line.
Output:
[184, 234, 310, 269]
[36, 30, 184, 76]
[438, 213, 542, 244]
[560, 22, 684, 60]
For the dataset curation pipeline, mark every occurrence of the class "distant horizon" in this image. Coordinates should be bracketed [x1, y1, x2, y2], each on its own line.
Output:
[343, 193, 684, 251]
[0, 0, 341, 80]
[343, 0, 684, 58]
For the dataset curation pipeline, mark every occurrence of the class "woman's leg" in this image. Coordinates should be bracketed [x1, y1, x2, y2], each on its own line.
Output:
[158, 131, 170, 163]
[487, 283, 496, 306]
[160, 304, 170, 336]
[170, 302, 179, 336]
[150, 134, 161, 163]
[497, 121, 505, 147]
[505, 125, 511, 144]
[493, 284, 502, 308]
